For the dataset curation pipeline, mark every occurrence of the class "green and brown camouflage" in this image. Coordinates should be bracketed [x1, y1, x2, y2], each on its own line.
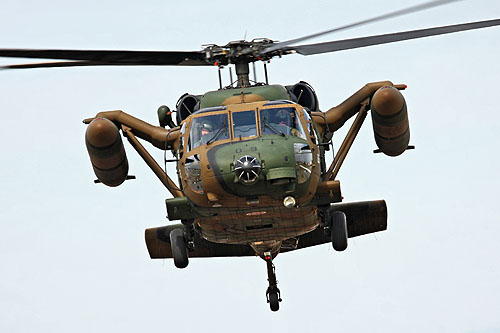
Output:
[2, 6, 500, 310]
[83, 81, 406, 253]
[200, 84, 291, 109]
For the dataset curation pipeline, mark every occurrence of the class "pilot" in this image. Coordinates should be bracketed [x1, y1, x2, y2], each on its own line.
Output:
[201, 122, 213, 137]
[275, 109, 291, 127]
[273, 109, 299, 136]
[193, 121, 213, 147]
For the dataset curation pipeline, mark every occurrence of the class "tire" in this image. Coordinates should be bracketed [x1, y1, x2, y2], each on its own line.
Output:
[169, 228, 189, 269]
[330, 211, 348, 251]
[269, 292, 280, 312]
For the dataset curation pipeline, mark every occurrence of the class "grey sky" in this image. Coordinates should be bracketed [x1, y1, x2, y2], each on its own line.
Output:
[1, 0, 500, 332]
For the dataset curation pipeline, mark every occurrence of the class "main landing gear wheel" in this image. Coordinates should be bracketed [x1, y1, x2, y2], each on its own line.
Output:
[169, 228, 189, 268]
[263, 252, 282, 312]
[268, 290, 280, 312]
[330, 211, 348, 251]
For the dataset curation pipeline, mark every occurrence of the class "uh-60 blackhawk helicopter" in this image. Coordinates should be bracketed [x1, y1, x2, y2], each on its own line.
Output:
[1, 0, 499, 312]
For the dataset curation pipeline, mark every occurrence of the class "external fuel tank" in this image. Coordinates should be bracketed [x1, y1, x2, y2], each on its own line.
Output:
[85, 118, 129, 187]
[370, 86, 410, 157]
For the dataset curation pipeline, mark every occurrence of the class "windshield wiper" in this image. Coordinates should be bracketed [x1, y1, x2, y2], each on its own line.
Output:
[206, 125, 227, 145]
[262, 118, 285, 137]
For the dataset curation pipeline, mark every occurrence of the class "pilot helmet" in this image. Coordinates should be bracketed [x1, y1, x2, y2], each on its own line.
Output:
[276, 109, 290, 122]
[201, 121, 213, 133]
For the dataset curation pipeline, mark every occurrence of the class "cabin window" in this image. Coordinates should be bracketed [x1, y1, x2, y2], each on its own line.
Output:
[189, 113, 229, 150]
[232, 110, 257, 138]
[260, 107, 306, 139]
[302, 108, 316, 141]
[179, 122, 186, 149]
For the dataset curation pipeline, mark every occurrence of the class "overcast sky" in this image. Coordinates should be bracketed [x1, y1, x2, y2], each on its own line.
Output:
[1, 0, 500, 332]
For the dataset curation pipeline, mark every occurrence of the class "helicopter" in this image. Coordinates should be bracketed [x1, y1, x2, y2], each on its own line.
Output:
[1, 0, 499, 312]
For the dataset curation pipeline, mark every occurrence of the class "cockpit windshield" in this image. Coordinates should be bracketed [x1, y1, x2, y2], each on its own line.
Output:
[189, 113, 229, 150]
[260, 107, 306, 139]
[232, 110, 257, 138]
[187, 107, 307, 151]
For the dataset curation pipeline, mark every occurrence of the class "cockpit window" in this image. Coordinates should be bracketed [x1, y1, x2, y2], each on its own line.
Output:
[232, 111, 257, 138]
[260, 107, 306, 139]
[189, 113, 229, 150]
[302, 108, 315, 138]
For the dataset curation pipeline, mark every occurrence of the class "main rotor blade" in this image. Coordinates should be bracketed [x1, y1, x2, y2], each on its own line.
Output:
[263, 0, 461, 53]
[0, 49, 209, 66]
[0, 61, 108, 69]
[0, 59, 211, 70]
[291, 18, 500, 56]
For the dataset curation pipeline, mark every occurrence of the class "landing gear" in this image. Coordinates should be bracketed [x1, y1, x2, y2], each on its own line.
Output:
[268, 291, 280, 312]
[264, 252, 282, 312]
[330, 211, 348, 251]
[169, 228, 189, 268]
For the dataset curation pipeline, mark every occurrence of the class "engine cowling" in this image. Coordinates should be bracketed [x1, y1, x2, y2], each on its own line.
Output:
[85, 118, 129, 187]
[370, 86, 410, 157]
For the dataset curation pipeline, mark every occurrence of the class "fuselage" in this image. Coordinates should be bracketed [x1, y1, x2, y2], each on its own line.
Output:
[172, 100, 338, 246]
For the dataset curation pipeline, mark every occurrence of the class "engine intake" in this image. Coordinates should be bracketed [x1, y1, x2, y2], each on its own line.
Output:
[288, 81, 319, 111]
[176, 94, 200, 125]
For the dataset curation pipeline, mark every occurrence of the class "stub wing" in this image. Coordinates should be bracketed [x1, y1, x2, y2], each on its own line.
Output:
[146, 225, 255, 259]
[281, 200, 387, 253]
[145, 200, 387, 259]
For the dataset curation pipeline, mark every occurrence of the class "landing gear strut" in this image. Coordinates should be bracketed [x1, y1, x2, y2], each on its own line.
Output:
[264, 252, 282, 312]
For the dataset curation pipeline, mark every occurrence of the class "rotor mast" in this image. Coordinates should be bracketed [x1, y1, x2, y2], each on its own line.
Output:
[235, 62, 250, 87]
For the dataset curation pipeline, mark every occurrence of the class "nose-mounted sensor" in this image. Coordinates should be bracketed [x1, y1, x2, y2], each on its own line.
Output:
[234, 155, 261, 184]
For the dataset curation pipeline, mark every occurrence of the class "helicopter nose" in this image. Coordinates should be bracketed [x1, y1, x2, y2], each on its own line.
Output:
[234, 155, 261, 184]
